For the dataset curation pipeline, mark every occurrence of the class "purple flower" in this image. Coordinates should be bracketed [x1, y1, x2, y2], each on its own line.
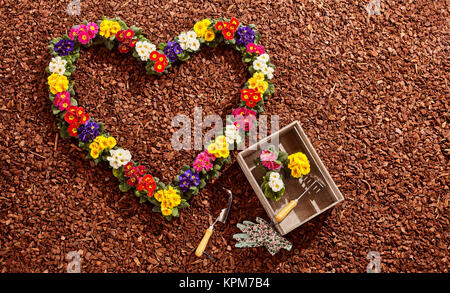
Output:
[235, 26, 255, 47]
[164, 41, 183, 63]
[77, 120, 99, 142]
[54, 39, 75, 56]
[179, 169, 200, 192]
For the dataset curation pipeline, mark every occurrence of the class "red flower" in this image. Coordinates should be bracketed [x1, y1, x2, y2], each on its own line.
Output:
[215, 21, 224, 30]
[116, 30, 125, 42]
[137, 174, 156, 195]
[128, 38, 137, 48]
[241, 89, 261, 108]
[137, 165, 146, 175]
[149, 51, 160, 61]
[124, 162, 134, 172]
[67, 124, 78, 137]
[64, 111, 78, 124]
[157, 54, 167, 64]
[79, 113, 89, 124]
[222, 28, 234, 40]
[127, 176, 138, 187]
[118, 43, 130, 53]
[124, 29, 134, 40]
[230, 17, 239, 28]
[154, 61, 166, 73]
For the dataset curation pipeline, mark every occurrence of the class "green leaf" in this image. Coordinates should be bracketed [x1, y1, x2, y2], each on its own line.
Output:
[119, 182, 131, 192]
[51, 105, 61, 115]
[152, 206, 161, 213]
[112, 167, 122, 178]
[172, 207, 179, 217]
[199, 179, 206, 189]
[158, 42, 167, 51]
[181, 165, 190, 171]
[213, 164, 221, 171]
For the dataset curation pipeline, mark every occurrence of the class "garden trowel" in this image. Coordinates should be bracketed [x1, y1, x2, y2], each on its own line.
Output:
[195, 189, 233, 257]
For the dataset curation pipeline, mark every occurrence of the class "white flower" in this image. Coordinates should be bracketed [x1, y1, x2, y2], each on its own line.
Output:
[49, 56, 67, 75]
[268, 178, 284, 192]
[261, 66, 274, 80]
[188, 38, 200, 51]
[258, 53, 270, 63]
[135, 41, 156, 61]
[186, 30, 197, 41]
[253, 59, 267, 72]
[107, 148, 132, 169]
[269, 172, 280, 182]
[225, 125, 242, 145]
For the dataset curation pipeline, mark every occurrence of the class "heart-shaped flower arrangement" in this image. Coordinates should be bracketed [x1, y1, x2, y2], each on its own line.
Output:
[47, 17, 275, 220]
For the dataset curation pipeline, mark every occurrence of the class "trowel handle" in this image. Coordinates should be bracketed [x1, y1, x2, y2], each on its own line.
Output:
[195, 228, 213, 257]
[274, 200, 298, 223]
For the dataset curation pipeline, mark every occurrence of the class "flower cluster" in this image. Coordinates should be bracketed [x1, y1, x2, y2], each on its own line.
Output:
[49, 56, 67, 75]
[64, 106, 90, 137]
[194, 19, 213, 39]
[154, 186, 182, 216]
[241, 88, 262, 108]
[54, 39, 75, 56]
[268, 172, 284, 192]
[123, 162, 146, 186]
[260, 150, 282, 170]
[164, 41, 183, 62]
[246, 43, 264, 55]
[149, 51, 168, 73]
[69, 23, 98, 44]
[287, 152, 310, 178]
[207, 136, 230, 159]
[107, 148, 131, 169]
[179, 169, 200, 192]
[53, 91, 71, 111]
[224, 124, 243, 145]
[48, 73, 68, 94]
[253, 54, 274, 79]
[178, 31, 200, 51]
[193, 150, 216, 172]
[235, 26, 255, 47]
[137, 174, 157, 195]
[232, 107, 257, 131]
[261, 171, 285, 201]
[78, 120, 99, 142]
[89, 135, 117, 159]
[99, 19, 121, 39]
[135, 40, 156, 61]
[215, 18, 239, 40]
[248, 72, 268, 95]
[116, 29, 138, 53]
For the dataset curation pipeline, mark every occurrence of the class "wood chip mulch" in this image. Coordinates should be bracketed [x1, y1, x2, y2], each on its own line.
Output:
[0, 0, 448, 273]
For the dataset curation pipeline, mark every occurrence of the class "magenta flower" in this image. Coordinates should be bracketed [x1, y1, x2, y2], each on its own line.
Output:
[69, 27, 79, 40]
[78, 30, 90, 44]
[260, 150, 281, 170]
[86, 22, 99, 39]
[54, 91, 71, 111]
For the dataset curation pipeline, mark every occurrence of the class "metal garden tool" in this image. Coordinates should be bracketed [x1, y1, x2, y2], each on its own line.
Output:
[195, 189, 233, 257]
[274, 175, 324, 223]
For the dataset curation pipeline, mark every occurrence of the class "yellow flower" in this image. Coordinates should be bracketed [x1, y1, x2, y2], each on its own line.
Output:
[253, 72, 265, 82]
[202, 19, 211, 27]
[287, 152, 310, 178]
[89, 142, 100, 150]
[204, 29, 215, 42]
[48, 73, 68, 94]
[194, 19, 209, 38]
[248, 77, 258, 88]
[207, 142, 219, 154]
[98, 136, 109, 149]
[107, 136, 117, 149]
[99, 20, 121, 39]
[161, 207, 172, 216]
[90, 148, 100, 159]
[154, 190, 164, 202]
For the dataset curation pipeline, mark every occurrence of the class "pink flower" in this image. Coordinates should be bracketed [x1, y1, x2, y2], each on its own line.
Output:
[260, 150, 276, 162]
[77, 24, 88, 33]
[69, 27, 79, 40]
[78, 30, 90, 44]
[86, 22, 99, 39]
[254, 45, 264, 55]
[54, 91, 71, 111]
[262, 161, 281, 170]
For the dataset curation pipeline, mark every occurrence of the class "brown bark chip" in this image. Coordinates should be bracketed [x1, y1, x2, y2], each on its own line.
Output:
[0, 0, 448, 272]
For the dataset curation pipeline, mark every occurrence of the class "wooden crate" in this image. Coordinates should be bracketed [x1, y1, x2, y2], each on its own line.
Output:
[236, 121, 344, 235]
